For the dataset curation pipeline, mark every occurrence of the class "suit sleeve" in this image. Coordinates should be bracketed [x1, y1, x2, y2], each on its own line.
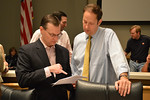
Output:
[16, 47, 54, 88]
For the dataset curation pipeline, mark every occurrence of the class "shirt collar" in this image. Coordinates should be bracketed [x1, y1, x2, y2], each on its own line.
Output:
[92, 27, 100, 39]
[85, 27, 100, 40]
[40, 38, 55, 49]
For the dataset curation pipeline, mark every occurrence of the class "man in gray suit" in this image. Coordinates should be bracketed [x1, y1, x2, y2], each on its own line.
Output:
[16, 14, 73, 100]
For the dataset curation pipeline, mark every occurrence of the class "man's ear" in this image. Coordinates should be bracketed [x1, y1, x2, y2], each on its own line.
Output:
[98, 19, 102, 26]
[40, 26, 44, 33]
[39, 26, 45, 36]
[39, 26, 43, 31]
[138, 32, 140, 35]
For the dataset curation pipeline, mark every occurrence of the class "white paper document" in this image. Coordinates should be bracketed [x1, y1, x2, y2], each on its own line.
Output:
[52, 75, 86, 86]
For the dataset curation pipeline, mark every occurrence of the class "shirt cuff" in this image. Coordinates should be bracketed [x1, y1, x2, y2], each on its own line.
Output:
[44, 67, 51, 78]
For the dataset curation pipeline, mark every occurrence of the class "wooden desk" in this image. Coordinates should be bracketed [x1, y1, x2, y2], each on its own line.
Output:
[129, 72, 150, 100]
[143, 86, 150, 100]
[2, 70, 17, 83]
[2, 70, 27, 90]
[2, 70, 16, 77]
[2, 71, 150, 100]
[3, 71, 150, 85]
[1, 83, 28, 90]
[129, 72, 150, 85]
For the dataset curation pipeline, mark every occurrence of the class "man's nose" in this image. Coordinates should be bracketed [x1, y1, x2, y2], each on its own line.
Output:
[85, 24, 89, 29]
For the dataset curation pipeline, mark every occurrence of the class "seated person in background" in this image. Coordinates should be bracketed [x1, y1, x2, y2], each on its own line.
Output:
[0, 44, 9, 82]
[141, 54, 150, 72]
[5, 47, 18, 70]
[125, 25, 150, 72]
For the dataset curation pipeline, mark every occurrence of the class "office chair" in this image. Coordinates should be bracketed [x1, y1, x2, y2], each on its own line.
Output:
[1, 85, 35, 100]
[1, 85, 13, 100]
[75, 80, 143, 100]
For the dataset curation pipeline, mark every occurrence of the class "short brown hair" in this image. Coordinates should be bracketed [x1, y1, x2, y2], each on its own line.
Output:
[130, 25, 141, 35]
[83, 4, 103, 21]
[40, 14, 60, 30]
[52, 11, 67, 21]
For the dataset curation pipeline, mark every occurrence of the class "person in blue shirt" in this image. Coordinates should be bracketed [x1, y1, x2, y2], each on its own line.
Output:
[71, 4, 131, 97]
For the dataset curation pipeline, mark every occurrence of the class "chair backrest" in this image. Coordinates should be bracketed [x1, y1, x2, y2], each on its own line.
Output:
[1, 85, 13, 100]
[108, 82, 143, 100]
[75, 80, 143, 100]
[11, 89, 34, 100]
[1, 85, 35, 100]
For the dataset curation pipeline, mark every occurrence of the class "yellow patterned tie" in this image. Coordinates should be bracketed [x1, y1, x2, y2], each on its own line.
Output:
[82, 36, 91, 81]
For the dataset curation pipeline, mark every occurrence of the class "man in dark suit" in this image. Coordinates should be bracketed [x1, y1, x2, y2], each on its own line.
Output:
[16, 14, 73, 100]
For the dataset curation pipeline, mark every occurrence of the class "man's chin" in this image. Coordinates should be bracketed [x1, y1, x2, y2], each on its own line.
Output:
[53, 42, 57, 45]
[85, 32, 91, 35]
[84, 30, 89, 34]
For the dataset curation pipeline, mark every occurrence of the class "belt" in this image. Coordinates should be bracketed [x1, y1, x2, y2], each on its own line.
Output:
[132, 60, 145, 63]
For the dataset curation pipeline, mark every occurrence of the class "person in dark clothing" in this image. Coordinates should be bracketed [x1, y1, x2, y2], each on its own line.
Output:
[16, 14, 73, 100]
[5, 47, 18, 70]
[125, 25, 150, 72]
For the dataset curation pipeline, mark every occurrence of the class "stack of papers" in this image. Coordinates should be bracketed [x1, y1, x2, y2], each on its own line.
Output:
[52, 75, 86, 86]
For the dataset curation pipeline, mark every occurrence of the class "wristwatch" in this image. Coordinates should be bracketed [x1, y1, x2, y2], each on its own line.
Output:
[119, 74, 128, 79]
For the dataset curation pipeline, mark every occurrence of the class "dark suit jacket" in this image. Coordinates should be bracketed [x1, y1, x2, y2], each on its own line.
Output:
[16, 39, 73, 100]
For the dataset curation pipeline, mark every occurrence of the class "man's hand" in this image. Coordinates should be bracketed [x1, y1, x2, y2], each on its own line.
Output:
[146, 54, 150, 63]
[115, 76, 131, 97]
[3, 61, 9, 73]
[49, 63, 68, 75]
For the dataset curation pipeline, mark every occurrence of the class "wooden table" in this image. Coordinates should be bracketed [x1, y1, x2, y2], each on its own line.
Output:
[2, 70, 27, 90]
[129, 72, 150, 85]
[129, 72, 150, 100]
[2, 71, 150, 100]
[2, 70, 17, 83]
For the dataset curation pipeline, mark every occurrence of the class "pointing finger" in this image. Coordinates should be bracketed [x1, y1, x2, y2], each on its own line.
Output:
[60, 70, 68, 75]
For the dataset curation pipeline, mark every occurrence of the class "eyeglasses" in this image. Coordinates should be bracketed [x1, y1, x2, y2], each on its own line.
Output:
[45, 30, 62, 38]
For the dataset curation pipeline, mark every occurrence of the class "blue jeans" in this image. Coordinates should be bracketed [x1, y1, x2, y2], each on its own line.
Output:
[129, 60, 145, 72]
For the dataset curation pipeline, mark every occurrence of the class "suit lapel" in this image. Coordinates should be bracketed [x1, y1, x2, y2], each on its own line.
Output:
[55, 44, 61, 64]
[55, 44, 68, 79]
[35, 39, 51, 66]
